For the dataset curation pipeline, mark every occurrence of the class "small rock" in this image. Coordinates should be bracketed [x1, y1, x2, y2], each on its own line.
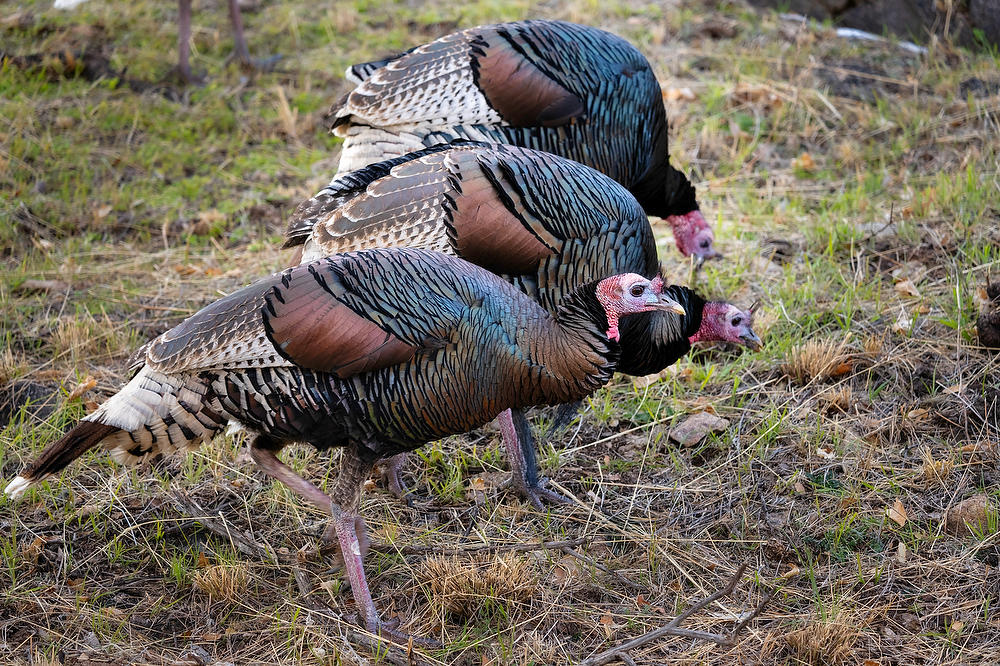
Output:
[668, 412, 730, 447]
[946, 494, 995, 536]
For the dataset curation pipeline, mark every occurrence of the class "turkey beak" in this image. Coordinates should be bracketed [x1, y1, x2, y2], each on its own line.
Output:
[650, 294, 686, 316]
[740, 328, 763, 351]
[694, 250, 723, 270]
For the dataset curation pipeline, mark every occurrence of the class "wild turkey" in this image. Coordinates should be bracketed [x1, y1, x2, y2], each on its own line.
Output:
[328, 19, 721, 264]
[4, 247, 683, 643]
[285, 143, 762, 506]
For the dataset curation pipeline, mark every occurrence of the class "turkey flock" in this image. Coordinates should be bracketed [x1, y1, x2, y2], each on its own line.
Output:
[6, 20, 762, 646]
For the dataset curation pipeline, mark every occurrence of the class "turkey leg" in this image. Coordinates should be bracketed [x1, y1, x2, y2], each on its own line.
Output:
[497, 408, 573, 508]
[225, 0, 252, 67]
[249, 440, 432, 646]
[550, 400, 583, 432]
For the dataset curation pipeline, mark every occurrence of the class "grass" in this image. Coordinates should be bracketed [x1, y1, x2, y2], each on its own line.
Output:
[2, 0, 1000, 664]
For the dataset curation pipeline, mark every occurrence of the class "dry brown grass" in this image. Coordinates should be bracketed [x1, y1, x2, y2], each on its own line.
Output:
[784, 617, 859, 665]
[417, 552, 537, 620]
[782, 338, 851, 385]
[192, 562, 250, 602]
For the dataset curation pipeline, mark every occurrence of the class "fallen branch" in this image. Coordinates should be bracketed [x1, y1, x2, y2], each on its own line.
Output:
[369, 536, 586, 556]
[579, 562, 767, 666]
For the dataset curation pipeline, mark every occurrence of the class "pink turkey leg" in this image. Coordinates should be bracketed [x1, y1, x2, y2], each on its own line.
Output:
[249, 440, 436, 647]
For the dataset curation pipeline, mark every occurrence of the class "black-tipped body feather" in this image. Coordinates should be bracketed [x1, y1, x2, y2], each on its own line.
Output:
[329, 20, 700, 221]
[286, 144, 702, 375]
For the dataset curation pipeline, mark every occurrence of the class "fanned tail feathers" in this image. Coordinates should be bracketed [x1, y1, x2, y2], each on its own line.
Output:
[4, 365, 224, 500]
[4, 421, 118, 499]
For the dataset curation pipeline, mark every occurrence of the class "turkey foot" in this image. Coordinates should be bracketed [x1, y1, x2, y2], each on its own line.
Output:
[497, 408, 574, 509]
[375, 453, 414, 506]
[500, 474, 573, 510]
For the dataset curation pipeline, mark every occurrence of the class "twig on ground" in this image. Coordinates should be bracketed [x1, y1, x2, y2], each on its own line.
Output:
[560, 545, 643, 590]
[169, 491, 278, 564]
[368, 536, 586, 556]
[579, 562, 758, 666]
[348, 630, 434, 666]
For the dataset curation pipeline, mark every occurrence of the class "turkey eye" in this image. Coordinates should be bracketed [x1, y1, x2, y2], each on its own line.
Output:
[699, 239, 710, 249]
[732, 316, 742, 326]
[630, 285, 645, 297]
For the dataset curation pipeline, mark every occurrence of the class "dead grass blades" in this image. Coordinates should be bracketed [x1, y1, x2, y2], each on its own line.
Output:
[192, 562, 250, 602]
[417, 552, 537, 621]
[784, 618, 859, 665]
[783, 337, 852, 385]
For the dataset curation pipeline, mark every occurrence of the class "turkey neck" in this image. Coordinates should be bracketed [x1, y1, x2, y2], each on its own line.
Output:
[616, 286, 705, 377]
[522, 279, 621, 406]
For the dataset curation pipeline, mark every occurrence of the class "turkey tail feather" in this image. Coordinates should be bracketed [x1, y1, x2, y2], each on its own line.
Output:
[4, 421, 119, 499]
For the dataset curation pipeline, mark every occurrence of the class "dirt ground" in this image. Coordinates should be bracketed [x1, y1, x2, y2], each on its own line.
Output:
[2, 0, 999, 664]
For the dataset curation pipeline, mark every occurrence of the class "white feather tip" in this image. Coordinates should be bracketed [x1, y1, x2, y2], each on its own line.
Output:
[4, 475, 33, 500]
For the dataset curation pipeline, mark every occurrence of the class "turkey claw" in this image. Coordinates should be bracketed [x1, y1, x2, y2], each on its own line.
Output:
[359, 617, 442, 649]
[377, 455, 414, 506]
[501, 476, 573, 509]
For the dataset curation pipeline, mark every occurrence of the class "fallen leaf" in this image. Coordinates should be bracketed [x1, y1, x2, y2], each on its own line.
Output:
[67, 376, 97, 401]
[793, 152, 816, 172]
[887, 499, 908, 527]
[632, 370, 668, 389]
[22, 537, 46, 564]
[669, 412, 730, 447]
[196, 552, 211, 569]
[830, 361, 853, 377]
[780, 564, 799, 580]
[793, 481, 806, 494]
[816, 445, 836, 460]
[960, 441, 996, 454]
[94, 204, 112, 219]
[946, 494, 994, 535]
[599, 614, 617, 638]
[201, 632, 222, 641]
[894, 278, 921, 298]
[892, 307, 914, 334]
[951, 620, 965, 633]
[17, 279, 69, 293]
[891, 261, 927, 283]
[729, 83, 783, 110]
[943, 383, 963, 395]
[896, 541, 906, 563]
[907, 408, 929, 420]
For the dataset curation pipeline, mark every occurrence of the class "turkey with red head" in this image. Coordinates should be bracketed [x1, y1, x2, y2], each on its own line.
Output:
[328, 19, 720, 264]
[285, 143, 762, 506]
[5, 247, 683, 644]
